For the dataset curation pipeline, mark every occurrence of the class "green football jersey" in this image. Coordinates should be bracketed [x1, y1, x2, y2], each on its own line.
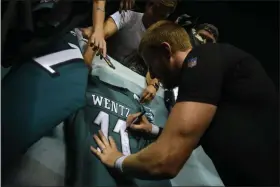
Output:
[64, 76, 171, 187]
[2, 30, 88, 172]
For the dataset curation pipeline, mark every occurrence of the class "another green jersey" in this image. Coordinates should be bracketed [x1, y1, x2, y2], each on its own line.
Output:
[2, 30, 88, 172]
[64, 76, 171, 187]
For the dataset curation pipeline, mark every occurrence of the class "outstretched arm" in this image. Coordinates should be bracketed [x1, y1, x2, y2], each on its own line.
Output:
[121, 102, 216, 179]
[140, 71, 160, 103]
[91, 101, 216, 179]
[92, 0, 106, 33]
[84, 9, 134, 66]
[88, 0, 107, 57]
[83, 17, 118, 66]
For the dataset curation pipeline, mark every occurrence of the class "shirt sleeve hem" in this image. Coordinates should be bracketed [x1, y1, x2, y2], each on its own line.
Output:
[110, 12, 122, 30]
[176, 96, 218, 106]
[110, 10, 133, 30]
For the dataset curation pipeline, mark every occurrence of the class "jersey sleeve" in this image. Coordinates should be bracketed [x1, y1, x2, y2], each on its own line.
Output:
[110, 10, 134, 30]
[176, 45, 225, 105]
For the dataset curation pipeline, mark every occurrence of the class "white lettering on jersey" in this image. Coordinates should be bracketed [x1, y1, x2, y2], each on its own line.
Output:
[104, 98, 110, 110]
[113, 120, 131, 155]
[92, 95, 103, 106]
[125, 109, 130, 118]
[93, 111, 131, 155]
[94, 111, 109, 152]
[119, 104, 125, 116]
[91, 94, 130, 117]
[111, 101, 118, 113]
[33, 43, 83, 74]
[94, 111, 109, 138]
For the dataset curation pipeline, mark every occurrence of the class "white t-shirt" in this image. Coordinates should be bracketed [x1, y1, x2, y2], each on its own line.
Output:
[107, 11, 146, 63]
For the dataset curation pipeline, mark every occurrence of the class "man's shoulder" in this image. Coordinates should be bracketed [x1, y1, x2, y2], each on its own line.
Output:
[182, 43, 246, 76]
[189, 43, 250, 63]
[127, 10, 143, 16]
[186, 43, 222, 62]
[110, 10, 143, 29]
[126, 10, 143, 22]
[110, 10, 143, 21]
[192, 43, 241, 53]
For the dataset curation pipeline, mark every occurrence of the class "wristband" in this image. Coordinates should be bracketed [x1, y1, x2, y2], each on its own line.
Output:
[114, 155, 128, 173]
[151, 124, 160, 136]
[149, 82, 159, 91]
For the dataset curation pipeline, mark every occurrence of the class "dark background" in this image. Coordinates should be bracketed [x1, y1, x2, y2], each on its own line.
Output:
[135, 1, 279, 90]
[174, 1, 279, 90]
[2, 1, 279, 90]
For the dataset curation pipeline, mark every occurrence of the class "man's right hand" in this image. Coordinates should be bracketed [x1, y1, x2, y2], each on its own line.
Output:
[126, 113, 153, 134]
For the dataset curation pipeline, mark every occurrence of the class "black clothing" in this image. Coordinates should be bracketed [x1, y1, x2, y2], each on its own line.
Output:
[177, 43, 279, 186]
[2, 0, 90, 68]
[164, 89, 176, 113]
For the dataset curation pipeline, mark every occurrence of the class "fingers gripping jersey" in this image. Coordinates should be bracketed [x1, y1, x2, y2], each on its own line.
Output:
[65, 76, 171, 187]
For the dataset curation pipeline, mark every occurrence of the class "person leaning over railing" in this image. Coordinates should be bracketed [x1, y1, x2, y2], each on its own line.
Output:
[90, 20, 278, 186]
[82, 0, 178, 103]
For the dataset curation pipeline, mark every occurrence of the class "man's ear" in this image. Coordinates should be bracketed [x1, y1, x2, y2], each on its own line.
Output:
[160, 42, 172, 58]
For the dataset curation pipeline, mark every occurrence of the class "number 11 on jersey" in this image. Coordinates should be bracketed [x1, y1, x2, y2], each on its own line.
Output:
[93, 111, 131, 155]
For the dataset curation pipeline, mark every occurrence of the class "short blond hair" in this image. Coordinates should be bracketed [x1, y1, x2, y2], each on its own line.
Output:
[139, 20, 192, 55]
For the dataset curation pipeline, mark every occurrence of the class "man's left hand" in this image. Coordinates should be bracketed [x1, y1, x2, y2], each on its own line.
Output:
[91, 130, 124, 168]
[140, 85, 157, 103]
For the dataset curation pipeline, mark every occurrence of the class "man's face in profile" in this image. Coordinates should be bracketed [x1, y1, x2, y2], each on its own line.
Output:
[142, 47, 179, 89]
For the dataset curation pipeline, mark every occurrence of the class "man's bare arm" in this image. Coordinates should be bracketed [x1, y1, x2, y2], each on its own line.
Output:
[122, 102, 216, 179]
[84, 17, 118, 65]
[92, 0, 106, 32]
